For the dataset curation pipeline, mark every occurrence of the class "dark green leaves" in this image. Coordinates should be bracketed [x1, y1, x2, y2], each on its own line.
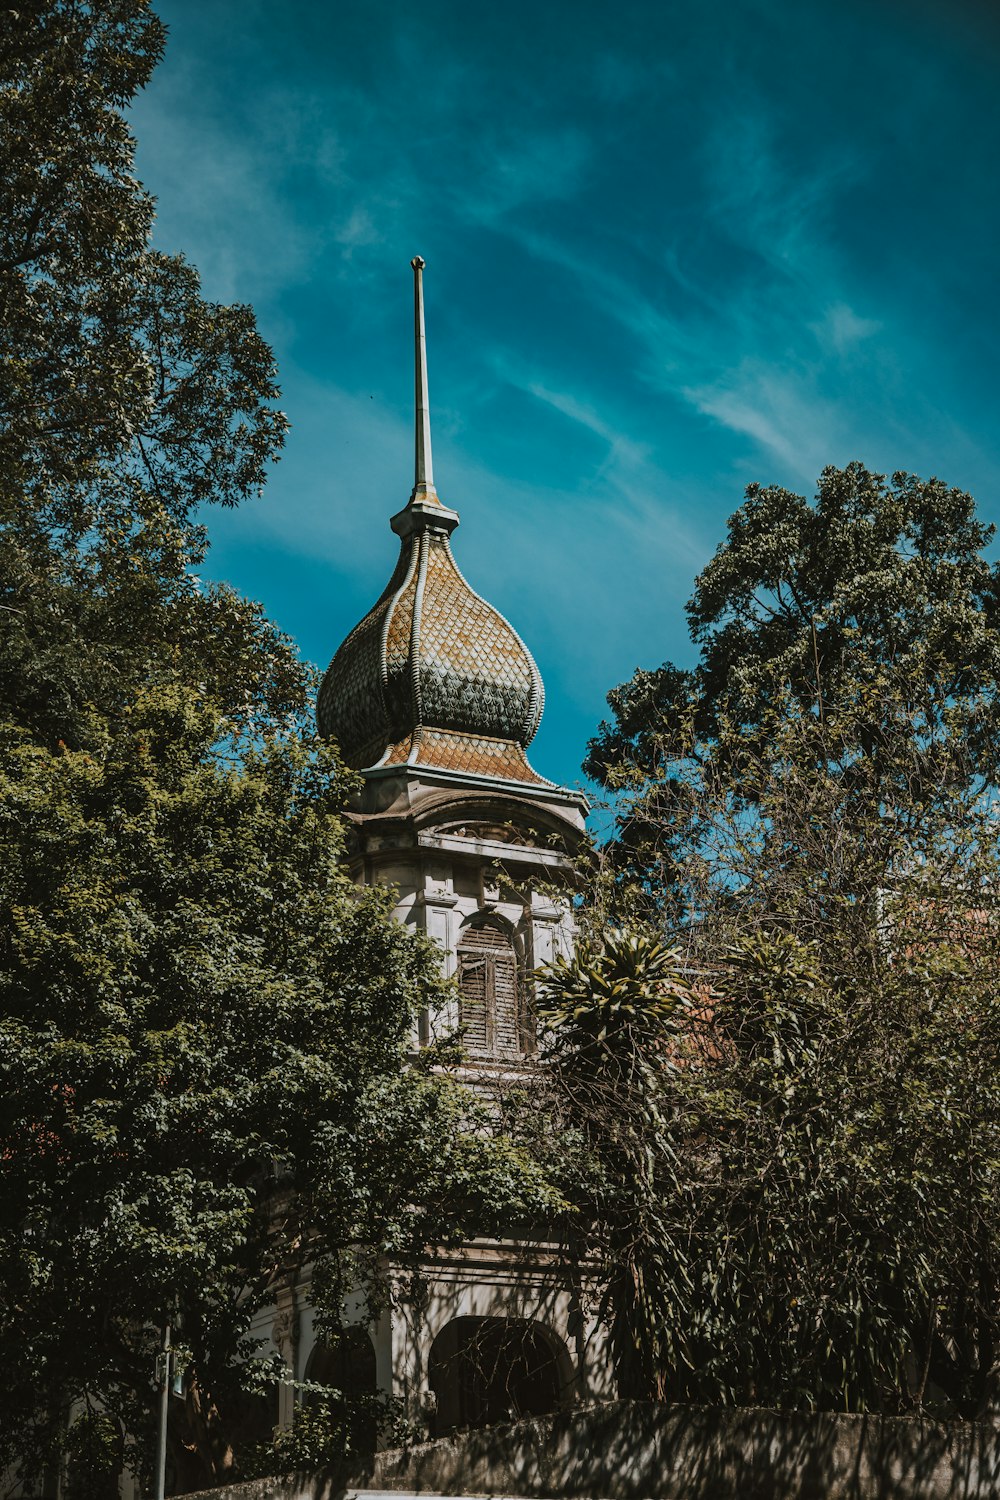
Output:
[0, 1, 286, 531]
[0, 6, 560, 1486]
[572, 461, 1000, 1415]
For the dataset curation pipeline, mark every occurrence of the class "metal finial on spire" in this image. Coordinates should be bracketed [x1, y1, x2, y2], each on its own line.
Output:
[410, 256, 439, 504]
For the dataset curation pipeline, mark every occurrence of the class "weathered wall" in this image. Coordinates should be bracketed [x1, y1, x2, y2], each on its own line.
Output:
[177, 1400, 1000, 1500]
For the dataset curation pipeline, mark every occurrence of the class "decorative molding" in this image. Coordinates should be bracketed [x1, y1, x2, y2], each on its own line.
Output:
[271, 1306, 298, 1366]
[415, 889, 461, 909]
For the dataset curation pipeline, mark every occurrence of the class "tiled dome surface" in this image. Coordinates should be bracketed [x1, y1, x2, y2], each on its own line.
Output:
[382, 729, 547, 783]
[317, 525, 545, 778]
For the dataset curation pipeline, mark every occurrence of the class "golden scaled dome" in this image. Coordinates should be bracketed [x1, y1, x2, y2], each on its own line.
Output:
[317, 499, 544, 780]
[317, 259, 547, 786]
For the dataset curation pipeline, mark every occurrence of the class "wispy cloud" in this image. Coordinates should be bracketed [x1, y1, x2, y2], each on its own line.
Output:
[683, 365, 839, 482]
[462, 126, 592, 223]
[520, 379, 650, 470]
[700, 108, 866, 285]
[497, 95, 900, 491]
[141, 0, 1000, 787]
[811, 302, 882, 355]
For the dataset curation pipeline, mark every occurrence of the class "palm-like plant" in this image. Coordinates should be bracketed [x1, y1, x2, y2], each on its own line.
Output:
[536, 931, 698, 1089]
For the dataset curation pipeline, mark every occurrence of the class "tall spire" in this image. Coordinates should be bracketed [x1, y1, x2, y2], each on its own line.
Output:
[318, 256, 553, 791]
[410, 256, 438, 504]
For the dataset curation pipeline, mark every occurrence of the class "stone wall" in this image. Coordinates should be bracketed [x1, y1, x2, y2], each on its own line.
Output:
[178, 1400, 1000, 1500]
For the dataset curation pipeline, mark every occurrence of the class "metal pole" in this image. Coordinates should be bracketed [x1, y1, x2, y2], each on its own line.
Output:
[409, 256, 438, 503]
[154, 1322, 170, 1500]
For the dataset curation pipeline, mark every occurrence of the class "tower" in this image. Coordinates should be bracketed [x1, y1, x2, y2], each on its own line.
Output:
[318, 258, 587, 1064]
[306, 260, 613, 1434]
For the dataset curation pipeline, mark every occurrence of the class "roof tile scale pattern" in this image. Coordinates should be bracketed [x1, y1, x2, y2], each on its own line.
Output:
[317, 259, 549, 788]
[317, 520, 547, 781]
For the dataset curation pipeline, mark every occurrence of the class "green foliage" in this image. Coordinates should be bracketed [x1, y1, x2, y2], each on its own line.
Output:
[540, 931, 695, 1079]
[566, 462, 1000, 1416]
[64, 1410, 122, 1500]
[0, 692, 427, 1480]
[0, 3, 560, 1489]
[540, 916, 1000, 1417]
[236, 1382, 413, 1480]
[0, 616, 559, 1489]
[238, 1400, 362, 1479]
[0, 643, 557, 1490]
[0, 496, 312, 755]
[1, 0, 305, 758]
[536, 933, 703, 1402]
[587, 463, 1000, 918]
[0, 0, 286, 529]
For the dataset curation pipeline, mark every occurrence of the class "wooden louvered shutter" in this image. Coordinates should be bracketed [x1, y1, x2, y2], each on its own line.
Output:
[457, 925, 492, 1052]
[491, 940, 519, 1056]
[457, 922, 520, 1057]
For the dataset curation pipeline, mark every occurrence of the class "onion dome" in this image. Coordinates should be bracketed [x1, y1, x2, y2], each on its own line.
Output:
[317, 259, 547, 786]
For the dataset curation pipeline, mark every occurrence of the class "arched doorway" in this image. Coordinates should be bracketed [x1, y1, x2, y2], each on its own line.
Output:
[229, 1386, 280, 1480]
[428, 1316, 570, 1434]
[303, 1326, 378, 1452]
[456, 917, 525, 1057]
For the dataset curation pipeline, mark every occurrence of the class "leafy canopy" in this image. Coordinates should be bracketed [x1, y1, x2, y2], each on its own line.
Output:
[1, 0, 306, 759]
[586, 463, 1000, 920]
[1, 693, 555, 1487]
[555, 462, 1000, 1417]
[0, 0, 286, 528]
[0, 3, 560, 1489]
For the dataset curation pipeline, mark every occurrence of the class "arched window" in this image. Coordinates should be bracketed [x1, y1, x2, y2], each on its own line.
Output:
[456, 918, 523, 1057]
[428, 1316, 571, 1435]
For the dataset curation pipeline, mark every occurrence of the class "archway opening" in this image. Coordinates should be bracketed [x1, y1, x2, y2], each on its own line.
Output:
[428, 1316, 569, 1435]
[304, 1327, 378, 1452]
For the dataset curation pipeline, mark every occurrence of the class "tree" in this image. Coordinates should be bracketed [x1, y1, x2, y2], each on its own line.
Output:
[1, 0, 286, 530]
[0, 690, 556, 1488]
[1, 0, 301, 757]
[536, 932, 703, 1402]
[0, 5, 561, 1488]
[586, 463, 1000, 921]
[539, 836, 1000, 1417]
[555, 463, 1000, 1416]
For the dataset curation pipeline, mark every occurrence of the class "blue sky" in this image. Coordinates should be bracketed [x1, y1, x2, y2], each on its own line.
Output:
[131, 0, 1000, 793]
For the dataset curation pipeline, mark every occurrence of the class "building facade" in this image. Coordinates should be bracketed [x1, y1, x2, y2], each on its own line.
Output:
[271, 258, 613, 1439]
